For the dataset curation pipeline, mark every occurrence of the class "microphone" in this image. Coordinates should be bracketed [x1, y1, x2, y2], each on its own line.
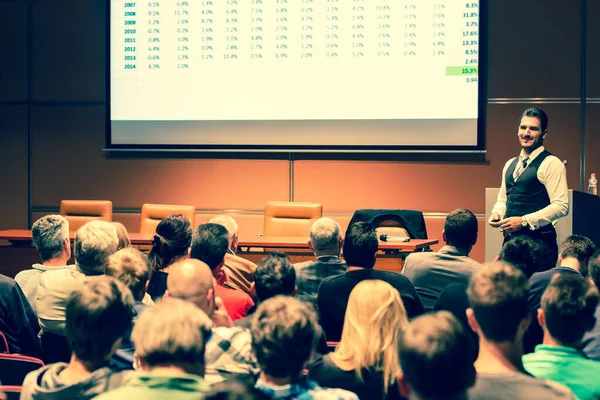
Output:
[379, 234, 410, 242]
[563, 160, 568, 166]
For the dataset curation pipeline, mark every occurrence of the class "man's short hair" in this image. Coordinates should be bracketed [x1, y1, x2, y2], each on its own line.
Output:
[499, 235, 544, 278]
[132, 297, 212, 368]
[251, 296, 319, 378]
[444, 209, 478, 249]
[398, 311, 475, 399]
[254, 252, 296, 302]
[520, 107, 548, 132]
[542, 274, 599, 346]
[342, 222, 378, 269]
[32, 215, 69, 262]
[559, 235, 596, 276]
[467, 262, 529, 342]
[74, 220, 119, 276]
[107, 248, 152, 301]
[588, 249, 600, 290]
[310, 218, 342, 254]
[209, 214, 239, 238]
[190, 223, 229, 271]
[112, 222, 131, 250]
[66, 276, 134, 362]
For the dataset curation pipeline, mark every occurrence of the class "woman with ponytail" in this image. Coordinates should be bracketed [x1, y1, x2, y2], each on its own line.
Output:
[146, 214, 193, 301]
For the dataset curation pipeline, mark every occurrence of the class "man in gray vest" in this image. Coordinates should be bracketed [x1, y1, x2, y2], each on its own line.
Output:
[489, 107, 568, 270]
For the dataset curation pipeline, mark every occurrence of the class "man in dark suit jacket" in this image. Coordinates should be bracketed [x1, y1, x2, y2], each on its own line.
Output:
[402, 208, 480, 311]
[317, 222, 424, 341]
[293, 217, 346, 309]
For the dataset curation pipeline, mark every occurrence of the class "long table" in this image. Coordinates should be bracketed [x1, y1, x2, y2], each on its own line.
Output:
[0, 229, 438, 277]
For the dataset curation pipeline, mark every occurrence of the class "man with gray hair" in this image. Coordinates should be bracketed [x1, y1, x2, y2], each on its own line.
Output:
[293, 217, 346, 308]
[36, 220, 118, 336]
[209, 214, 257, 297]
[15, 215, 73, 313]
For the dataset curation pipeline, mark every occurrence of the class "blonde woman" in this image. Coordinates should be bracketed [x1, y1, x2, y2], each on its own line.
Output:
[308, 279, 407, 400]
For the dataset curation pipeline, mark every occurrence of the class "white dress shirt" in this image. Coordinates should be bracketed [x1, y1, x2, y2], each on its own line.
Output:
[492, 146, 569, 230]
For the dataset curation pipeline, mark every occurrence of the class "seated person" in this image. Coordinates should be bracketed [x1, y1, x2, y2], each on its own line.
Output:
[293, 217, 346, 309]
[308, 280, 406, 400]
[402, 208, 480, 311]
[15, 215, 73, 313]
[252, 296, 358, 400]
[397, 312, 476, 400]
[209, 214, 258, 297]
[146, 214, 193, 301]
[105, 247, 152, 370]
[584, 249, 600, 359]
[95, 298, 212, 399]
[191, 223, 254, 321]
[21, 276, 134, 400]
[36, 220, 118, 336]
[318, 222, 424, 341]
[523, 275, 600, 400]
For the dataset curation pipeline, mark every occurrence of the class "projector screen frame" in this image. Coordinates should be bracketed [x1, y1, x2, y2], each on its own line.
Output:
[105, 0, 488, 156]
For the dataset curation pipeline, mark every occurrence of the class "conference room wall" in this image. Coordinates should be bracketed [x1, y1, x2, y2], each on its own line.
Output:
[587, 0, 600, 183]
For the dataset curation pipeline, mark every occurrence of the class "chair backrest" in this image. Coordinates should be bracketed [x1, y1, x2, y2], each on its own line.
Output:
[0, 331, 8, 353]
[0, 386, 22, 400]
[263, 202, 323, 237]
[59, 200, 113, 231]
[0, 354, 44, 386]
[140, 204, 196, 236]
[40, 332, 71, 365]
[348, 209, 428, 240]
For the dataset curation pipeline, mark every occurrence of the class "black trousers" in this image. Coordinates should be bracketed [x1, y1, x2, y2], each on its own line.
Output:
[503, 226, 559, 272]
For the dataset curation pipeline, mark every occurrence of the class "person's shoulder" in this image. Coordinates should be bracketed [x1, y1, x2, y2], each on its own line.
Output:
[310, 385, 359, 400]
[540, 153, 566, 168]
[294, 259, 317, 271]
[225, 253, 257, 270]
[472, 372, 576, 399]
[0, 274, 17, 289]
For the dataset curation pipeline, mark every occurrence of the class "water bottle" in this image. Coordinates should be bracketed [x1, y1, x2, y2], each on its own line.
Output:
[589, 173, 598, 196]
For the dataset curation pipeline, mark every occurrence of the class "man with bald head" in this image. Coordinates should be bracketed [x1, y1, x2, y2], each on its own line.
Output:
[166, 258, 259, 384]
[209, 214, 257, 297]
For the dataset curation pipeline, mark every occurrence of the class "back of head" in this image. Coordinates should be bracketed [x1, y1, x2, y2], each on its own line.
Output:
[342, 222, 378, 269]
[520, 107, 548, 132]
[66, 276, 134, 363]
[334, 280, 406, 392]
[467, 262, 529, 342]
[167, 258, 215, 315]
[209, 215, 239, 246]
[191, 223, 230, 271]
[148, 214, 192, 272]
[559, 235, 596, 276]
[74, 220, 119, 276]
[499, 235, 544, 278]
[542, 274, 599, 346]
[251, 296, 319, 379]
[398, 311, 476, 399]
[132, 297, 213, 373]
[107, 248, 152, 301]
[443, 208, 478, 249]
[310, 217, 342, 255]
[112, 222, 132, 250]
[254, 252, 296, 302]
[32, 214, 70, 262]
[588, 249, 600, 290]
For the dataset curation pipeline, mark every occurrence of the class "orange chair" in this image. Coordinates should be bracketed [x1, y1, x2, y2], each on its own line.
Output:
[59, 200, 113, 231]
[139, 204, 196, 237]
[263, 202, 323, 237]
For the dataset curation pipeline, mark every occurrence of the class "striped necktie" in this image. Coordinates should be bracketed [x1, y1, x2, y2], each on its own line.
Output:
[513, 156, 529, 180]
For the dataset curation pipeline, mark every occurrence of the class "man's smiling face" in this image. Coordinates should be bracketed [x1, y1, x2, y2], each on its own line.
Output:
[517, 116, 546, 154]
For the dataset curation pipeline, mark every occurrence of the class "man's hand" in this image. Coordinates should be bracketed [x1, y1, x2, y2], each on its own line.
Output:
[212, 296, 233, 328]
[489, 212, 502, 228]
[499, 217, 524, 234]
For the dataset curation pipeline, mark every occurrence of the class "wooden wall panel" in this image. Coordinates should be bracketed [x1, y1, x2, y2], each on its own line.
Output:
[586, 105, 600, 185]
[0, 1, 27, 101]
[587, 0, 600, 97]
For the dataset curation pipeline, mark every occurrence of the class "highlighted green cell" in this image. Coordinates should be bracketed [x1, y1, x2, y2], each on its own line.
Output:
[446, 66, 478, 76]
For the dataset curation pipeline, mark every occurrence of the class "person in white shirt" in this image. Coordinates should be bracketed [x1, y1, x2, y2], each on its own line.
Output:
[489, 107, 568, 271]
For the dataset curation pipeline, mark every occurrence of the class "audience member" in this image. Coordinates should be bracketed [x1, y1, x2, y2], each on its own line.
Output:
[252, 296, 358, 400]
[167, 259, 259, 384]
[397, 311, 476, 400]
[583, 249, 600, 359]
[209, 214, 258, 297]
[94, 298, 212, 399]
[523, 274, 600, 400]
[21, 277, 134, 400]
[111, 222, 132, 250]
[402, 208, 480, 311]
[15, 215, 72, 313]
[308, 280, 405, 400]
[36, 220, 118, 336]
[191, 223, 254, 320]
[146, 214, 192, 301]
[466, 262, 575, 399]
[318, 222, 424, 341]
[498, 235, 544, 278]
[205, 377, 270, 400]
[0, 274, 40, 355]
[293, 217, 346, 308]
[106, 247, 152, 369]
